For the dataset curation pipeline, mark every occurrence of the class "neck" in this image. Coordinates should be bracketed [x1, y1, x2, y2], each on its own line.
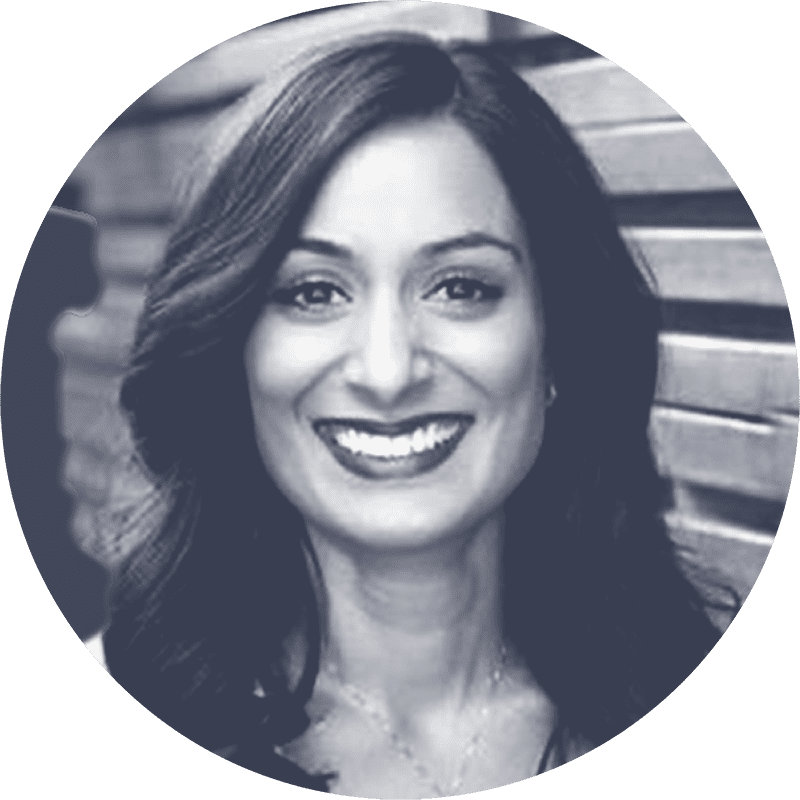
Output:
[306, 513, 505, 718]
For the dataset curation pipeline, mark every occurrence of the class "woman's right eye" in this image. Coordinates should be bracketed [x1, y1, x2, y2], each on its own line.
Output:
[271, 281, 350, 312]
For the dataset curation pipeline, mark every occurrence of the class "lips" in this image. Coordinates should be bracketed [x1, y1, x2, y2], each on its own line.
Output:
[313, 413, 474, 480]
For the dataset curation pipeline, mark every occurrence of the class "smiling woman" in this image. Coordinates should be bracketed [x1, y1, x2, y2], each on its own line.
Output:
[95, 33, 733, 797]
[245, 120, 548, 545]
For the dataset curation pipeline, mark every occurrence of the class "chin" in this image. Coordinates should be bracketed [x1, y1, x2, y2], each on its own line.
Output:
[301, 471, 509, 554]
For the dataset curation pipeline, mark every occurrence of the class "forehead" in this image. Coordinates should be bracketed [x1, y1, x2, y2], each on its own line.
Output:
[299, 118, 528, 253]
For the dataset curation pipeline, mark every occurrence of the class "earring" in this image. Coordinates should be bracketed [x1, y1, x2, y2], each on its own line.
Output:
[547, 382, 558, 407]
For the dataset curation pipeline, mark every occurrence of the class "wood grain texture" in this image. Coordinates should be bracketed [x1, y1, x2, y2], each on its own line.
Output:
[97, 225, 169, 283]
[657, 333, 798, 415]
[623, 228, 786, 306]
[650, 407, 798, 501]
[576, 121, 736, 194]
[666, 513, 773, 603]
[52, 285, 143, 368]
[522, 58, 678, 127]
[77, 117, 210, 220]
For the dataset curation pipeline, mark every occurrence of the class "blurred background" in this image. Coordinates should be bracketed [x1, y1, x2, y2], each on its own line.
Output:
[4, 1, 795, 640]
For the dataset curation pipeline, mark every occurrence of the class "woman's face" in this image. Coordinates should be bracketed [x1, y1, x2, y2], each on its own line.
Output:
[245, 118, 548, 550]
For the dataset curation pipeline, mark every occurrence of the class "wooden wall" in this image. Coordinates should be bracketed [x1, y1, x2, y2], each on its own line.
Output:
[52, 2, 795, 619]
[508, 21, 795, 602]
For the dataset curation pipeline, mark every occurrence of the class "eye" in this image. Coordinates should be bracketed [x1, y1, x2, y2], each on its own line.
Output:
[271, 280, 351, 312]
[426, 277, 503, 303]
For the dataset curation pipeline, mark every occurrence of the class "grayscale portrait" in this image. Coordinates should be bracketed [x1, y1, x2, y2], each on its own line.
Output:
[3, 3, 796, 797]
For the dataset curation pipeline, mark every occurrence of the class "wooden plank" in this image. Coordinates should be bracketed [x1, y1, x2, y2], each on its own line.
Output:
[489, 13, 553, 40]
[99, 283, 147, 318]
[666, 512, 773, 604]
[62, 444, 114, 505]
[59, 380, 128, 457]
[146, 2, 490, 106]
[52, 300, 140, 368]
[657, 333, 798, 416]
[613, 192, 759, 228]
[77, 116, 210, 219]
[576, 121, 735, 194]
[61, 367, 121, 401]
[669, 482, 785, 535]
[53, 310, 134, 366]
[75, 129, 165, 219]
[97, 225, 169, 283]
[522, 58, 678, 127]
[649, 406, 797, 502]
[59, 369, 124, 456]
[622, 228, 786, 307]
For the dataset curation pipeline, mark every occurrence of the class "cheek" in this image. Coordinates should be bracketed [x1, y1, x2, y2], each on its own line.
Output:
[244, 316, 343, 408]
[430, 307, 547, 490]
[430, 309, 546, 404]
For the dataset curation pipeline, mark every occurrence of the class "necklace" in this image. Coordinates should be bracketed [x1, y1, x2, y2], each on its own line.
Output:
[322, 646, 508, 797]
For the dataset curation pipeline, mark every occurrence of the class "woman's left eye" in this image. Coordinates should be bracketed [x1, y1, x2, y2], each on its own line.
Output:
[426, 277, 503, 303]
[271, 280, 350, 311]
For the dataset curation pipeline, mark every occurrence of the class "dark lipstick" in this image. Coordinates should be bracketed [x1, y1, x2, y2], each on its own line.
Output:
[313, 413, 474, 480]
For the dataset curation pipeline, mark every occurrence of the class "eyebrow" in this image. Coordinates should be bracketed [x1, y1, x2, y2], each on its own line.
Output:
[290, 232, 523, 264]
[419, 232, 523, 264]
[291, 237, 352, 259]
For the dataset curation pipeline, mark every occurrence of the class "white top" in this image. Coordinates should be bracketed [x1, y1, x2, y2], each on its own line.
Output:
[84, 633, 108, 670]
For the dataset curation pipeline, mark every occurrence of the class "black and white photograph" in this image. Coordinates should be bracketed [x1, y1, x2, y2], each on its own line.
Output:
[2, 1, 798, 798]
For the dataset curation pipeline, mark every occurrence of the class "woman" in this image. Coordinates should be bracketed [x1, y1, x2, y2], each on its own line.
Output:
[96, 34, 734, 797]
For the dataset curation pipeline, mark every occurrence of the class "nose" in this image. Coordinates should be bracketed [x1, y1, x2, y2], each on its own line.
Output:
[343, 290, 433, 407]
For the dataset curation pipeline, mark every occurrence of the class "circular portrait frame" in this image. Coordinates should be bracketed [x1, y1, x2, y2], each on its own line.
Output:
[2, 2, 798, 799]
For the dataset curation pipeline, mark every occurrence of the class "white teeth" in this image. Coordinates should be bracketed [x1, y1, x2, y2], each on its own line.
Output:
[332, 420, 461, 458]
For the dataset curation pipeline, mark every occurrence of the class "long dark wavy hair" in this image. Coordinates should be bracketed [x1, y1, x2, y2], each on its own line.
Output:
[103, 33, 734, 790]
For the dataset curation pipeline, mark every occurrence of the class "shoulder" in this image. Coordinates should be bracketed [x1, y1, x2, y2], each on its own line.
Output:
[83, 631, 108, 671]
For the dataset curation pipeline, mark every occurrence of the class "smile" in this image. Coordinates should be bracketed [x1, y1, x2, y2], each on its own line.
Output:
[313, 414, 474, 480]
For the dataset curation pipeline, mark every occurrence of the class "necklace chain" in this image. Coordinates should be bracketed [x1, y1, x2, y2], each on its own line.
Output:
[322, 646, 508, 797]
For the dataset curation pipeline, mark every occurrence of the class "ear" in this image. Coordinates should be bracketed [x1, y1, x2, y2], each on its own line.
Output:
[545, 364, 557, 408]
